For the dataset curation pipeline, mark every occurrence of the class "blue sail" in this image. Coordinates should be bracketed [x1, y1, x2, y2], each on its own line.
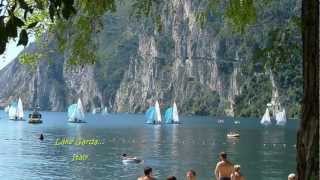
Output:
[145, 107, 155, 124]
[165, 107, 173, 124]
[68, 104, 77, 120]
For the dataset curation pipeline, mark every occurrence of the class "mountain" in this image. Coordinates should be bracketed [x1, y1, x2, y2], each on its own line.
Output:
[0, 0, 302, 118]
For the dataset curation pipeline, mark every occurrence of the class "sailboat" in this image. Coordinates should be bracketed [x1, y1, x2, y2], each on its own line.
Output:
[68, 99, 86, 123]
[275, 109, 287, 126]
[8, 102, 17, 120]
[172, 102, 179, 124]
[145, 100, 162, 124]
[102, 107, 108, 115]
[16, 98, 24, 120]
[9, 98, 25, 121]
[164, 107, 173, 123]
[154, 100, 162, 124]
[92, 108, 97, 115]
[145, 106, 156, 124]
[164, 102, 180, 124]
[4, 105, 10, 113]
[260, 108, 271, 125]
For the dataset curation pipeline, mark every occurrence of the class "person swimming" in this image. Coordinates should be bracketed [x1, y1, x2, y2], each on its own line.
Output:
[231, 165, 245, 180]
[137, 167, 156, 180]
[186, 169, 197, 180]
[214, 152, 234, 180]
[39, 134, 44, 140]
[122, 154, 142, 164]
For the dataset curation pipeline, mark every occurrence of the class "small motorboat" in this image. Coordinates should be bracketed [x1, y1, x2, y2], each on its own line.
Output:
[29, 106, 42, 124]
[227, 132, 240, 138]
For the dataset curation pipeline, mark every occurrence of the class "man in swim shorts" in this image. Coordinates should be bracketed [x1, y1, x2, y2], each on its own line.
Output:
[214, 152, 234, 180]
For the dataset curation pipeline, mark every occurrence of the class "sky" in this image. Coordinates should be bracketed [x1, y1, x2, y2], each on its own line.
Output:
[0, 40, 25, 70]
[0, 37, 35, 70]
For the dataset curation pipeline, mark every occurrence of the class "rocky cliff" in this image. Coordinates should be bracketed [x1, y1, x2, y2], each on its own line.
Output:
[0, 0, 302, 117]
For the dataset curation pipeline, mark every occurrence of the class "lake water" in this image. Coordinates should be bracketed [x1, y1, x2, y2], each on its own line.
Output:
[0, 111, 298, 180]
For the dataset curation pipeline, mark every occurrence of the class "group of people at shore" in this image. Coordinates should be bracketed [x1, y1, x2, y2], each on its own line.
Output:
[138, 152, 244, 180]
[137, 151, 297, 180]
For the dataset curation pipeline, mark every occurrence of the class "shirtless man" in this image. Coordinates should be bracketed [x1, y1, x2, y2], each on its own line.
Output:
[214, 152, 234, 180]
[138, 167, 156, 180]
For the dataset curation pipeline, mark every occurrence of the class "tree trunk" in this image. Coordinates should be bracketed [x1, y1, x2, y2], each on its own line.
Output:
[297, 0, 319, 180]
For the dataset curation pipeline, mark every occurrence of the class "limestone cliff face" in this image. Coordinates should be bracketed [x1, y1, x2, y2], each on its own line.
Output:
[0, 0, 242, 115]
[114, 0, 238, 115]
[63, 65, 103, 111]
[0, 42, 103, 112]
[0, 0, 299, 117]
[0, 43, 64, 110]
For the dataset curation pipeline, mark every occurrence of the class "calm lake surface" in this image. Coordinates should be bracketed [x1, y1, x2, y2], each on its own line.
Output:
[0, 111, 298, 180]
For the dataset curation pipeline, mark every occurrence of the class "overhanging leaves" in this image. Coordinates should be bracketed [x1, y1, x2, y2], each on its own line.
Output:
[17, 29, 28, 46]
[27, 21, 38, 29]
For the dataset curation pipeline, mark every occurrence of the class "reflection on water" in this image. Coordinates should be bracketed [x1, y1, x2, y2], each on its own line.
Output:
[0, 111, 298, 180]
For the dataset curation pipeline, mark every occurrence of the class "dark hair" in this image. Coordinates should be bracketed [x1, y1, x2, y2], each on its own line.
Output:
[144, 167, 152, 175]
[220, 152, 227, 159]
[167, 176, 177, 180]
[187, 169, 196, 176]
[122, 154, 127, 157]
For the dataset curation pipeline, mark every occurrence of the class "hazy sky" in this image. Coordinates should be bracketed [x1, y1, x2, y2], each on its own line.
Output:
[0, 36, 35, 70]
[0, 41, 25, 70]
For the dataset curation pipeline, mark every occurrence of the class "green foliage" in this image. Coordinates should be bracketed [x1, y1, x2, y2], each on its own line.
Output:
[132, 0, 154, 17]
[0, 0, 77, 54]
[17, 29, 28, 46]
[193, 0, 257, 33]
[19, 52, 42, 70]
[195, 11, 208, 29]
[235, 70, 273, 117]
[225, 0, 257, 33]
[52, 0, 118, 66]
[93, 9, 139, 100]
[182, 83, 223, 116]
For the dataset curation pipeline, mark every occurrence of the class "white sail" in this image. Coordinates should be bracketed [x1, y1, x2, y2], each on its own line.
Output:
[76, 98, 85, 120]
[8, 106, 17, 119]
[68, 99, 85, 122]
[92, 108, 96, 114]
[261, 108, 271, 125]
[102, 107, 108, 115]
[17, 98, 24, 119]
[155, 100, 162, 123]
[276, 109, 287, 126]
[4, 105, 10, 113]
[172, 102, 179, 123]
